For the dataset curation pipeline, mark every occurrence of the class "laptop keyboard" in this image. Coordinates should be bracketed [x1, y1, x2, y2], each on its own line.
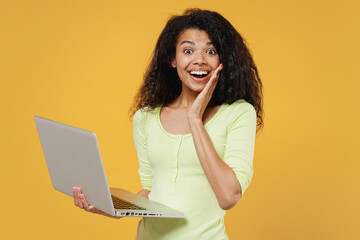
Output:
[111, 195, 146, 210]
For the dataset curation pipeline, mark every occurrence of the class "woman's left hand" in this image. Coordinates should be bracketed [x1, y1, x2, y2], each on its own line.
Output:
[187, 63, 223, 121]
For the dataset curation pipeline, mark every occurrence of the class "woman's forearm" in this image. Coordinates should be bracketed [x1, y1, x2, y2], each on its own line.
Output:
[137, 189, 150, 199]
[188, 117, 241, 210]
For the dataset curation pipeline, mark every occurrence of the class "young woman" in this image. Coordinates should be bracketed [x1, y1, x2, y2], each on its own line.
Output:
[73, 8, 263, 239]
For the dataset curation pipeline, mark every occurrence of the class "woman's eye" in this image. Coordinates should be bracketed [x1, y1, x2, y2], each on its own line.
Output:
[184, 49, 193, 54]
[206, 49, 217, 55]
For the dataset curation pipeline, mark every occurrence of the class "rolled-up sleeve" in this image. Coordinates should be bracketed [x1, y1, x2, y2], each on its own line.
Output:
[223, 103, 257, 196]
[133, 110, 152, 191]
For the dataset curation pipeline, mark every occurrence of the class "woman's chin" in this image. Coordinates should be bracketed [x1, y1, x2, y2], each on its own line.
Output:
[188, 86, 206, 93]
[182, 82, 207, 93]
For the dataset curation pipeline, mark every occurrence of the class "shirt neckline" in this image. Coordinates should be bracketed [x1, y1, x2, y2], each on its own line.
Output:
[156, 104, 225, 139]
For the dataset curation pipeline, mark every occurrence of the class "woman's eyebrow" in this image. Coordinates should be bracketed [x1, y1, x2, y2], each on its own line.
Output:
[180, 40, 195, 45]
[180, 41, 214, 45]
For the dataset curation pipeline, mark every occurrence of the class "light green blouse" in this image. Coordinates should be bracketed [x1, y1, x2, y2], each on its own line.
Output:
[133, 99, 257, 240]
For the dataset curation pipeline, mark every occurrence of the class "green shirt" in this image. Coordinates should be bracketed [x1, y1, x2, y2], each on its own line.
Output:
[133, 99, 257, 240]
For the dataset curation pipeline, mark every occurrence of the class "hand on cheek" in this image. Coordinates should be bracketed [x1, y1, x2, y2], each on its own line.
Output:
[188, 63, 223, 120]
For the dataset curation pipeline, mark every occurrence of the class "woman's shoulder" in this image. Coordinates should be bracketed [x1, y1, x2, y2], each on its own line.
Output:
[213, 100, 256, 135]
[222, 99, 256, 116]
[133, 106, 160, 124]
[217, 99, 257, 129]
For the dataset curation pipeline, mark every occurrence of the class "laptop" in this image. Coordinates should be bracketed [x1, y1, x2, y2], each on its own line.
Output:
[34, 116, 184, 218]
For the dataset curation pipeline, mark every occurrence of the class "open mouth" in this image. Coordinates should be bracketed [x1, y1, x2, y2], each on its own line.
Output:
[189, 70, 209, 79]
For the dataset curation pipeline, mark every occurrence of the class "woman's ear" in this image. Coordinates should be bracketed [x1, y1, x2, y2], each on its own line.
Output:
[171, 59, 176, 68]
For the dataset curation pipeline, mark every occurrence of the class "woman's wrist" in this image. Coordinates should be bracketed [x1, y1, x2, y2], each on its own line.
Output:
[187, 115, 203, 126]
[187, 116, 204, 134]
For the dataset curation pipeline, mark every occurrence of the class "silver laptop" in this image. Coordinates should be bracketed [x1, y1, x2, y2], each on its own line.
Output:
[34, 116, 184, 218]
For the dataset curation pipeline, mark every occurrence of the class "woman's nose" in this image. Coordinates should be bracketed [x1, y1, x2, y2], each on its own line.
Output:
[193, 51, 206, 65]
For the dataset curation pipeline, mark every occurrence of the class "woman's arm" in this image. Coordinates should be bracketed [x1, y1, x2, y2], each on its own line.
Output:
[188, 64, 243, 210]
[188, 118, 241, 210]
[137, 189, 150, 199]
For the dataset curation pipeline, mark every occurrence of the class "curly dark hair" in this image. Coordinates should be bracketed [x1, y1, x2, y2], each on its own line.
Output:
[130, 8, 264, 129]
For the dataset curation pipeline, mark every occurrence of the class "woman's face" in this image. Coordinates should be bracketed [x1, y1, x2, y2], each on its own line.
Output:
[172, 29, 220, 93]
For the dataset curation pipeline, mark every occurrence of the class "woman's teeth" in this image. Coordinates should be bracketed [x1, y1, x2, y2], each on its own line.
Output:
[190, 71, 208, 76]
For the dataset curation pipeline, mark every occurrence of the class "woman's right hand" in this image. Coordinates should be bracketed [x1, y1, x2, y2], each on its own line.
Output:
[72, 187, 121, 219]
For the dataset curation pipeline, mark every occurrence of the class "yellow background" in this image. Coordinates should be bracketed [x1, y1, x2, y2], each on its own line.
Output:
[1, 0, 359, 239]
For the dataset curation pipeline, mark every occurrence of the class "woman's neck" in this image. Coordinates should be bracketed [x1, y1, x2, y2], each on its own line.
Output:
[172, 90, 198, 109]
[167, 85, 216, 109]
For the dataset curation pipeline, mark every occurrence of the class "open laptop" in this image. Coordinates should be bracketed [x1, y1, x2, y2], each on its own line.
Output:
[34, 116, 184, 218]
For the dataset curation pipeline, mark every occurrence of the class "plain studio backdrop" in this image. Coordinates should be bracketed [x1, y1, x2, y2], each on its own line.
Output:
[1, 0, 359, 239]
